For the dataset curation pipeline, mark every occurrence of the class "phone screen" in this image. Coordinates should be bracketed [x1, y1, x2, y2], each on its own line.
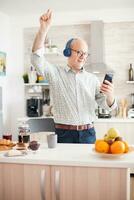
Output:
[103, 73, 113, 84]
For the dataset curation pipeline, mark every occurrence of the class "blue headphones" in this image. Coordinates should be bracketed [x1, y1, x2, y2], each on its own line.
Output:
[63, 38, 74, 57]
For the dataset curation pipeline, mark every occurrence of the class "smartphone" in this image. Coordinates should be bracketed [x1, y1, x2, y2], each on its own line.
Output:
[103, 73, 113, 84]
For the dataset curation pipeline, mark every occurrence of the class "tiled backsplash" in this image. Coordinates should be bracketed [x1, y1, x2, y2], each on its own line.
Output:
[24, 22, 134, 107]
[104, 22, 134, 101]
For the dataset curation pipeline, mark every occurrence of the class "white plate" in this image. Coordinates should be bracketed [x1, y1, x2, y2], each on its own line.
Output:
[4, 150, 27, 157]
[92, 147, 134, 159]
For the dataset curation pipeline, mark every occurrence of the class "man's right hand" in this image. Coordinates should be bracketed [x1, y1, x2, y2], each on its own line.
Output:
[32, 9, 53, 52]
[39, 9, 52, 32]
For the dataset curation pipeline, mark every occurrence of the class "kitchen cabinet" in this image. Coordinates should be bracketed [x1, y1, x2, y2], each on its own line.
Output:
[0, 143, 133, 200]
[51, 166, 128, 200]
[24, 164, 51, 200]
[0, 163, 3, 197]
[0, 163, 51, 200]
[0, 163, 129, 200]
[130, 175, 134, 200]
[0, 163, 24, 200]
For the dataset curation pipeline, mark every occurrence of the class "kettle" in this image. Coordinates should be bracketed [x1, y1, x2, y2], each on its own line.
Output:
[98, 106, 111, 118]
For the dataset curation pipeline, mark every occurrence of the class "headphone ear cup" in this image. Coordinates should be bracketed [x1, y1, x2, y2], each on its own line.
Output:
[63, 48, 71, 57]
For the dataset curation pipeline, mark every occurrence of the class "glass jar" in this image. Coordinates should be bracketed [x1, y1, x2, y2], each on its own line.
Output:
[18, 119, 30, 143]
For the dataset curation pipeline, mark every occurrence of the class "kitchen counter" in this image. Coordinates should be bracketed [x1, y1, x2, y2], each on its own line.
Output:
[0, 144, 132, 200]
[95, 117, 134, 123]
[0, 143, 134, 168]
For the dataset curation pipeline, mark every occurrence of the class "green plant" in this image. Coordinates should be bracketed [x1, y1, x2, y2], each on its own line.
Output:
[22, 73, 29, 83]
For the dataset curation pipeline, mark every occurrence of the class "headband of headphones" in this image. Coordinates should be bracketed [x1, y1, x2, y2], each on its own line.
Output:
[63, 38, 75, 57]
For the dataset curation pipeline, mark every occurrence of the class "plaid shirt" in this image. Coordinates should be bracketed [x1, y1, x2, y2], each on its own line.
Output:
[31, 48, 117, 125]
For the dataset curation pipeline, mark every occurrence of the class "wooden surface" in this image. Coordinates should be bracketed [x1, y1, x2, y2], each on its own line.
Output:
[0, 163, 130, 200]
[24, 165, 51, 200]
[51, 166, 129, 200]
[1, 163, 24, 200]
[130, 176, 134, 200]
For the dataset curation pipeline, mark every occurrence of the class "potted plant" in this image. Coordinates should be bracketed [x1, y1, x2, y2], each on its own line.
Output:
[22, 73, 29, 83]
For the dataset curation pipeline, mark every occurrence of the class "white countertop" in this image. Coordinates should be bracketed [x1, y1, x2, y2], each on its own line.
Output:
[95, 118, 134, 123]
[1, 144, 134, 168]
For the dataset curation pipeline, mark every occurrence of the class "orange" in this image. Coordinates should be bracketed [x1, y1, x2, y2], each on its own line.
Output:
[95, 139, 104, 146]
[123, 141, 129, 153]
[95, 140, 109, 153]
[110, 141, 125, 154]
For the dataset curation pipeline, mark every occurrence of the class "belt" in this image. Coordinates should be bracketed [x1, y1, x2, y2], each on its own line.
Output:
[55, 124, 93, 131]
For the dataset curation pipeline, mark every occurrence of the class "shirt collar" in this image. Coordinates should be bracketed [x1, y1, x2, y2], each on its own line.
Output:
[64, 65, 85, 73]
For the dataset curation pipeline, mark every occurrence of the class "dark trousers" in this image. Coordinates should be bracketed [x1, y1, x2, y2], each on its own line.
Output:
[55, 127, 96, 144]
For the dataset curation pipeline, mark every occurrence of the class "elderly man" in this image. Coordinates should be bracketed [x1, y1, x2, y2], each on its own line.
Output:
[31, 9, 117, 144]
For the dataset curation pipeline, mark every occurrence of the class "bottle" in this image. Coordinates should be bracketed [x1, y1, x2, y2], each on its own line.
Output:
[28, 66, 37, 83]
[129, 63, 133, 81]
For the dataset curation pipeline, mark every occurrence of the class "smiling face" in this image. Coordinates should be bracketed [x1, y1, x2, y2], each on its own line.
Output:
[67, 38, 89, 73]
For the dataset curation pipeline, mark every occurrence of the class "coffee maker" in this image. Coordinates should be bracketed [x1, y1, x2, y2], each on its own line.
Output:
[27, 97, 43, 117]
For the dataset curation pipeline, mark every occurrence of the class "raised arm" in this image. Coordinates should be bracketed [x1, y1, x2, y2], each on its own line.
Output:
[32, 9, 53, 52]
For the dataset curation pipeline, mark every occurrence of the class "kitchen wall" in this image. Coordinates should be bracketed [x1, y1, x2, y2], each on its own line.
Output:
[0, 12, 11, 136]
[0, 12, 25, 138]
[104, 22, 134, 101]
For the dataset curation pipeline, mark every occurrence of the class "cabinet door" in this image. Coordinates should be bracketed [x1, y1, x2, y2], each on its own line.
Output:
[51, 166, 74, 200]
[51, 166, 129, 200]
[51, 166, 96, 200]
[1, 163, 24, 200]
[51, 166, 93, 200]
[24, 164, 51, 200]
[0, 163, 4, 197]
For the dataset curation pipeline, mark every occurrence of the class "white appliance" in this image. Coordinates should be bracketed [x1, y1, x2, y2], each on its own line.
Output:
[128, 93, 134, 118]
[128, 108, 134, 118]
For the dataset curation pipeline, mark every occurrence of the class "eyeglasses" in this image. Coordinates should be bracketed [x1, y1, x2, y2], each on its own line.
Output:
[71, 49, 89, 58]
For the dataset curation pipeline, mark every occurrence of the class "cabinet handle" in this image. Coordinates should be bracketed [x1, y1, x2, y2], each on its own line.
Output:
[40, 170, 46, 200]
[55, 170, 60, 200]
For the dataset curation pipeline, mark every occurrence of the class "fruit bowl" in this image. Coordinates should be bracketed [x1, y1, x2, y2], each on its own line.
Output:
[92, 146, 134, 159]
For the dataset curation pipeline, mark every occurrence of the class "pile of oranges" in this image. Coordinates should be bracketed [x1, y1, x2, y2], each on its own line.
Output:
[95, 128, 129, 154]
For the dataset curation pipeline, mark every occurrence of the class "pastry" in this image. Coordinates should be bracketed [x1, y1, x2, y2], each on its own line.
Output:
[0, 145, 12, 151]
[0, 139, 16, 151]
[0, 139, 11, 145]
[16, 142, 26, 150]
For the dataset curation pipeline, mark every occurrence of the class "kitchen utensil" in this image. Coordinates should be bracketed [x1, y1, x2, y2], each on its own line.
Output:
[98, 106, 111, 118]
[118, 98, 128, 118]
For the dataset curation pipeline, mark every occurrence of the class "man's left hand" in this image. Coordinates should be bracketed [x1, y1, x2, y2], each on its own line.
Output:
[100, 80, 115, 106]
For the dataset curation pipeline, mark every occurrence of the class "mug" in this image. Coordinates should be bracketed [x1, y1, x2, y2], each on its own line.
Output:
[47, 134, 57, 148]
